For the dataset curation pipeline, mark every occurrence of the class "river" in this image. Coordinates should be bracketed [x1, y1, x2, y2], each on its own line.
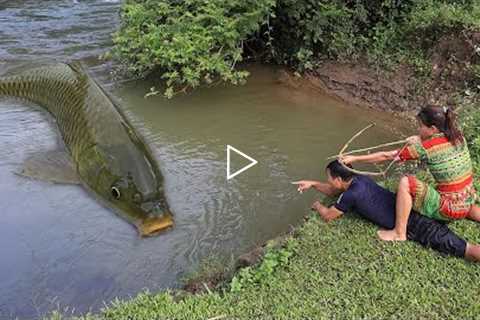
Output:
[0, 1, 404, 318]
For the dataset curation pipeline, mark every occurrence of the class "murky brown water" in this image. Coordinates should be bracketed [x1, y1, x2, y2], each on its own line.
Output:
[0, 1, 405, 319]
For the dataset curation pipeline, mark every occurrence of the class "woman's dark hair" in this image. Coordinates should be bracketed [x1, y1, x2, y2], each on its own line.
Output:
[326, 160, 355, 181]
[417, 104, 463, 145]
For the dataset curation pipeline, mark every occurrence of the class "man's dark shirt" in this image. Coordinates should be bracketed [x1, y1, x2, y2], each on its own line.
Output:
[332, 175, 466, 257]
[334, 175, 396, 229]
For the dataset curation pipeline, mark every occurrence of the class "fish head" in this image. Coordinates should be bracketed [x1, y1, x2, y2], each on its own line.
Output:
[107, 174, 174, 236]
[81, 144, 174, 236]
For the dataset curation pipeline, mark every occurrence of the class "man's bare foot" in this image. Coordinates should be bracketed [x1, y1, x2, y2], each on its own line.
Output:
[377, 229, 407, 241]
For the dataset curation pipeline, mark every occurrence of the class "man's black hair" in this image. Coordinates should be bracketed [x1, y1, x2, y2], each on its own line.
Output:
[326, 160, 355, 181]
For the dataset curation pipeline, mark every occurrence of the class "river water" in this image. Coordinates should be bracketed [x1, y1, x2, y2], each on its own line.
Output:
[0, 1, 405, 319]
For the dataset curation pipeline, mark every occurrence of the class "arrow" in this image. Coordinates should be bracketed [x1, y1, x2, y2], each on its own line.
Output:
[226, 145, 258, 180]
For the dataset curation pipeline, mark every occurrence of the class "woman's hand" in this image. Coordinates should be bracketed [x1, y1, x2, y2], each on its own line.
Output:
[339, 155, 356, 165]
[406, 135, 421, 145]
[291, 180, 317, 193]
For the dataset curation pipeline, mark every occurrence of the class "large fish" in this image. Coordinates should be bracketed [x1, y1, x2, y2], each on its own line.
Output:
[0, 62, 173, 236]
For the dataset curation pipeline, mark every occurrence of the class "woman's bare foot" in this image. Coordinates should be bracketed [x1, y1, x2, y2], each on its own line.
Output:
[467, 205, 480, 223]
[377, 229, 407, 241]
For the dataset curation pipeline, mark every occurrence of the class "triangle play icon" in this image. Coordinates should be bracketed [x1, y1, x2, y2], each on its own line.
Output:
[226, 145, 258, 180]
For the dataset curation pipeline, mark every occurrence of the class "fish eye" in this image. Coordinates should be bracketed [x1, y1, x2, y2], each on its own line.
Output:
[111, 186, 121, 200]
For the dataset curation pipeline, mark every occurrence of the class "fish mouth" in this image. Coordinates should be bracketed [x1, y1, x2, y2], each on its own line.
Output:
[138, 214, 174, 237]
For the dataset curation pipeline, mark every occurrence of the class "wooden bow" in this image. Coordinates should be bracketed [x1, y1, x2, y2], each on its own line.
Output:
[332, 123, 408, 177]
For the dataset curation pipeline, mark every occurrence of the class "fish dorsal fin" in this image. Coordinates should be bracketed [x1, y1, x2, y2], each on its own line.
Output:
[66, 61, 85, 74]
[66, 61, 91, 85]
[17, 150, 80, 184]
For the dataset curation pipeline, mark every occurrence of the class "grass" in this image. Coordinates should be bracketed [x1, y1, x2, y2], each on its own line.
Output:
[46, 208, 480, 320]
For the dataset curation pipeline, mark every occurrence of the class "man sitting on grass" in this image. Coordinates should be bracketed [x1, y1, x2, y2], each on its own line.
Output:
[293, 160, 480, 262]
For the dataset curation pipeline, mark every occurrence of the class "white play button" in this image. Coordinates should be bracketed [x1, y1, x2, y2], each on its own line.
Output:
[226, 145, 258, 180]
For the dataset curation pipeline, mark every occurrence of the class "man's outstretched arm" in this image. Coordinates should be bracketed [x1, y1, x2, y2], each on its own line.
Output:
[292, 180, 340, 197]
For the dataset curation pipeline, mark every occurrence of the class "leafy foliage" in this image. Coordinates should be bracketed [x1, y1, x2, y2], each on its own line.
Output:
[406, 0, 480, 32]
[270, 0, 416, 69]
[230, 240, 296, 293]
[113, 0, 275, 97]
[271, 0, 480, 71]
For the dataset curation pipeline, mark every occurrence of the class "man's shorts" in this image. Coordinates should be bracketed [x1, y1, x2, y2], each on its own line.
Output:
[407, 211, 467, 257]
[407, 176, 473, 221]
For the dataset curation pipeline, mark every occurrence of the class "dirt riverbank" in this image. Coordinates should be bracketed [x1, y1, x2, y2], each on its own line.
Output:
[279, 31, 480, 116]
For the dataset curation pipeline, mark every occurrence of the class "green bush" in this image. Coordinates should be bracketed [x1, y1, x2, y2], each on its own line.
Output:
[271, 0, 357, 66]
[406, 0, 480, 32]
[271, 0, 479, 71]
[230, 239, 296, 293]
[113, 0, 275, 98]
[270, 0, 416, 68]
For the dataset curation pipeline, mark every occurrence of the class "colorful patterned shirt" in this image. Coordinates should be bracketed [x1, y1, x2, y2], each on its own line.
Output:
[397, 133, 476, 217]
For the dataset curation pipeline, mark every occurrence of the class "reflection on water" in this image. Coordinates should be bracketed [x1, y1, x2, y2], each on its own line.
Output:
[0, 1, 406, 319]
[0, 0, 121, 84]
[0, 0, 119, 61]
